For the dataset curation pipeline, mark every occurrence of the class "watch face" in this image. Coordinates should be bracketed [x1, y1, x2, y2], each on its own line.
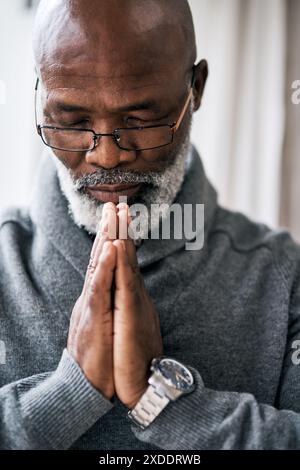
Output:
[157, 358, 194, 391]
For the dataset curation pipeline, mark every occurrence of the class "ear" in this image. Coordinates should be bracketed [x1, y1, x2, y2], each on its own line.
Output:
[192, 59, 208, 111]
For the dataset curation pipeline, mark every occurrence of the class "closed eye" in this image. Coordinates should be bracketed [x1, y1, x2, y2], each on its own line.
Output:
[126, 113, 170, 126]
[63, 119, 90, 127]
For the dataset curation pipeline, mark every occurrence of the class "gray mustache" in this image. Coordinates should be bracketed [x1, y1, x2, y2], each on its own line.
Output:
[74, 168, 164, 191]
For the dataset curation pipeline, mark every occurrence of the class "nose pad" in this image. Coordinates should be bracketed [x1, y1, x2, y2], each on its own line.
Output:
[85, 134, 136, 169]
[114, 132, 121, 144]
[93, 135, 101, 148]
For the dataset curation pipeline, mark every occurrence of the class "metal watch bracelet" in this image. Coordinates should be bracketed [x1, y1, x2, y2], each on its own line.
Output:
[127, 380, 170, 430]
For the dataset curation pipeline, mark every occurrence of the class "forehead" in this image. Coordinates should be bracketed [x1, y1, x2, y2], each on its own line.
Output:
[38, 11, 188, 104]
[40, 60, 186, 113]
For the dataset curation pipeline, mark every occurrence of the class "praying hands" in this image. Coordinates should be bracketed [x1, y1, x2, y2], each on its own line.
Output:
[67, 202, 164, 410]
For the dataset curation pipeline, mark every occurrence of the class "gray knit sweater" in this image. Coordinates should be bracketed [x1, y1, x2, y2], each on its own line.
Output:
[1, 147, 300, 450]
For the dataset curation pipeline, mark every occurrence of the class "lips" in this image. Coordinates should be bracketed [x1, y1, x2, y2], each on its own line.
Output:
[86, 183, 142, 204]
[88, 183, 140, 192]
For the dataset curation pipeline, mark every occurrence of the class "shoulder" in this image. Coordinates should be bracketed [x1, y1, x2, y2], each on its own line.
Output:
[0, 206, 33, 243]
[211, 205, 300, 290]
[0, 206, 31, 229]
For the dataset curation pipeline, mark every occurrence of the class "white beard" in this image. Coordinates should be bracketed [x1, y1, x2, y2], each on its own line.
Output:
[51, 119, 192, 241]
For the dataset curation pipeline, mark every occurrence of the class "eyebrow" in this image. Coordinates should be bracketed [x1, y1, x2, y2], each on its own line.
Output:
[52, 100, 161, 114]
[53, 102, 90, 113]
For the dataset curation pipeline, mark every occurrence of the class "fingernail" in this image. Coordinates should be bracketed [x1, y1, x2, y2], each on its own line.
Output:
[117, 203, 128, 211]
[101, 223, 108, 233]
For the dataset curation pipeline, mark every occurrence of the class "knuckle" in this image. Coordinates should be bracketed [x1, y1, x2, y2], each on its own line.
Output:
[87, 282, 100, 304]
[126, 280, 141, 305]
[86, 282, 111, 313]
[99, 254, 109, 267]
[130, 269, 143, 289]
[131, 264, 140, 275]
[126, 276, 138, 293]
[100, 311, 113, 326]
[86, 258, 97, 276]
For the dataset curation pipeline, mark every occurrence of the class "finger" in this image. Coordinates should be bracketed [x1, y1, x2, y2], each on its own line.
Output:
[73, 238, 116, 336]
[117, 202, 131, 219]
[93, 203, 118, 261]
[117, 204, 139, 268]
[117, 202, 132, 232]
[82, 241, 117, 323]
[124, 237, 139, 273]
[113, 239, 140, 300]
[99, 202, 118, 239]
[117, 204, 130, 240]
[90, 202, 115, 260]
[85, 203, 118, 288]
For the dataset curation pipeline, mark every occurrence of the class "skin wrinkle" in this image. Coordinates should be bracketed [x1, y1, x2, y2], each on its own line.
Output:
[53, 124, 192, 238]
[52, 100, 194, 237]
[33, 0, 207, 235]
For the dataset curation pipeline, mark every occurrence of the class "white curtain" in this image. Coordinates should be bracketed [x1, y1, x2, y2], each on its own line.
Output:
[189, 0, 286, 229]
[280, 0, 300, 242]
[0, 0, 41, 211]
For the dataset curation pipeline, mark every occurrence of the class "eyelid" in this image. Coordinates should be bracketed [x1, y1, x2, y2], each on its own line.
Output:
[43, 110, 90, 125]
[57, 118, 90, 127]
[69, 119, 89, 126]
[126, 112, 170, 124]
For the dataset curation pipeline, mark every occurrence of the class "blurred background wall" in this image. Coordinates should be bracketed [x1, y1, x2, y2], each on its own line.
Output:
[0, 0, 39, 214]
[0, 0, 300, 241]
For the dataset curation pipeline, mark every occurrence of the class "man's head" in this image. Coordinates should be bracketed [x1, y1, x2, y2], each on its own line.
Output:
[33, 0, 208, 236]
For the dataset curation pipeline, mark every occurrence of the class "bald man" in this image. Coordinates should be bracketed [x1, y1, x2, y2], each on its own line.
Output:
[1, 0, 300, 451]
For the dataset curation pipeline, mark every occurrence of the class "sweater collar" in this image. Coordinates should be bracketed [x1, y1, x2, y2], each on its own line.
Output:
[30, 146, 218, 278]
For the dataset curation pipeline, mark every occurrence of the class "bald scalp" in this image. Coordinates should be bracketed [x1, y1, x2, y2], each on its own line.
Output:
[33, 0, 197, 77]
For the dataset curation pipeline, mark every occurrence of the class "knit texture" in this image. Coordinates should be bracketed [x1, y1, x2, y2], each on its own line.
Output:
[1, 147, 300, 449]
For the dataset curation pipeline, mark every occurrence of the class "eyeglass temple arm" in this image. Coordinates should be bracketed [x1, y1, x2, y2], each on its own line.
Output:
[34, 77, 40, 132]
[172, 65, 196, 133]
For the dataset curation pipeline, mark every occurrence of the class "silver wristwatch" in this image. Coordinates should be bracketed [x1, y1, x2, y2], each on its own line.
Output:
[127, 356, 195, 430]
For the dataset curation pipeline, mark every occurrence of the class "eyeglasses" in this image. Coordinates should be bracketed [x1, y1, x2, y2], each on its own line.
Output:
[34, 65, 196, 152]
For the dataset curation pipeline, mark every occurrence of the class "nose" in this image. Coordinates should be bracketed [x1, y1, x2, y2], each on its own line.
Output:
[85, 134, 136, 169]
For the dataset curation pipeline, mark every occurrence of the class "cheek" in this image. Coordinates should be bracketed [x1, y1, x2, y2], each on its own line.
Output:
[138, 147, 170, 165]
[141, 114, 191, 168]
[51, 149, 85, 171]
[138, 140, 181, 168]
[139, 133, 188, 169]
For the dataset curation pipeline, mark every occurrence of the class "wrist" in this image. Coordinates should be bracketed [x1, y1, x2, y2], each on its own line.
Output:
[127, 385, 149, 410]
[127, 356, 195, 430]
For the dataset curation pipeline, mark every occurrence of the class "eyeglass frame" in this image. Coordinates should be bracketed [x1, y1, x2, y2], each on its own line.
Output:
[34, 65, 196, 152]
